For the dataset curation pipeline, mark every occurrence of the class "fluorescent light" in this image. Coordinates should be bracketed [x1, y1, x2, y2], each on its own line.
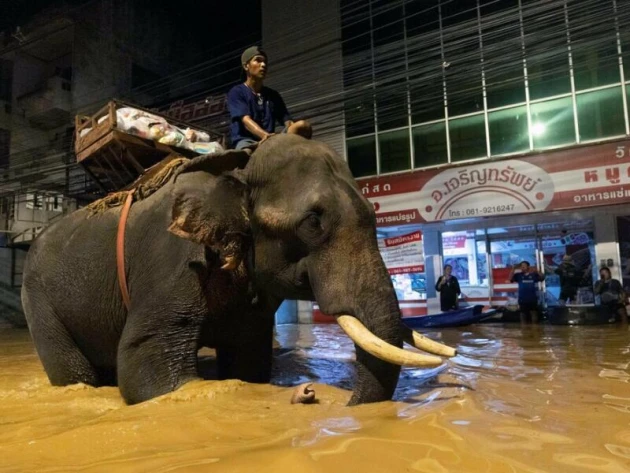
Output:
[531, 122, 546, 137]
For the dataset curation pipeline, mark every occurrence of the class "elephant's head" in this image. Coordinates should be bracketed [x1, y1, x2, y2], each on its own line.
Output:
[169, 134, 456, 405]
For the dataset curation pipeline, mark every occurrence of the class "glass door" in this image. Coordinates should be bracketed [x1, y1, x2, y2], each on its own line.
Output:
[539, 228, 596, 305]
[441, 230, 490, 305]
[488, 235, 540, 307]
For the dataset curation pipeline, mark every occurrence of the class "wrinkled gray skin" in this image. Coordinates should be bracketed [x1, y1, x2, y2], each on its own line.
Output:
[21, 134, 402, 406]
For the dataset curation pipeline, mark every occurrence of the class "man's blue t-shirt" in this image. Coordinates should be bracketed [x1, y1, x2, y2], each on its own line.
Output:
[227, 83, 292, 146]
[511, 272, 541, 304]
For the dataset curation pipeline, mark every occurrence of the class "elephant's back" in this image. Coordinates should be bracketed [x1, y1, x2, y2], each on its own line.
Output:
[26, 206, 119, 282]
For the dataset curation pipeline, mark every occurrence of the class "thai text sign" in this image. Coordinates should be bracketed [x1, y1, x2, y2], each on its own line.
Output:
[378, 231, 424, 274]
[360, 140, 630, 226]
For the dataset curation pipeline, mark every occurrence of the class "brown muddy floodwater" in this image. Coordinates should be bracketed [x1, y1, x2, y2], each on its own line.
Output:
[1, 321, 629, 473]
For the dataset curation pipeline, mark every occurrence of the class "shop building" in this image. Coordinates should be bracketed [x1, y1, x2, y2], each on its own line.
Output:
[258, 0, 630, 321]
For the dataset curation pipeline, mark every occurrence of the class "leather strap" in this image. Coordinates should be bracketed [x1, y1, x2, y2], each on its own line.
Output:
[117, 190, 135, 311]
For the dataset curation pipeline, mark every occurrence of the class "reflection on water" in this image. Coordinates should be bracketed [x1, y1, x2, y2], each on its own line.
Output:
[1, 320, 629, 472]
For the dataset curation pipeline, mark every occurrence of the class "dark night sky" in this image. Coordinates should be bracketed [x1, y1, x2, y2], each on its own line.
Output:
[2, 0, 262, 58]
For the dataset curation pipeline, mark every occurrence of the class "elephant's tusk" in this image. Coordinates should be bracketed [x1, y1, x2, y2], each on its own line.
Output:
[400, 323, 457, 358]
[335, 315, 444, 367]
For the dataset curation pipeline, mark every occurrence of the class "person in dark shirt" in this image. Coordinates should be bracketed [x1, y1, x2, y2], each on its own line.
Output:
[227, 46, 312, 150]
[435, 264, 461, 312]
[594, 266, 627, 321]
[509, 261, 544, 323]
[554, 255, 583, 304]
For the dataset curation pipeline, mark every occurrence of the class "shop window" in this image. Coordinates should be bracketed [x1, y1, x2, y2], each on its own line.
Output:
[413, 122, 447, 168]
[622, 0, 630, 80]
[345, 95, 375, 137]
[485, 66, 526, 110]
[529, 97, 575, 149]
[347, 136, 377, 177]
[568, 0, 620, 90]
[480, 0, 526, 109]
[341, 0, 371, 56]
[442, 3, 484, 116]
[522, 1, 571, 100]
[441, 231, 488, 288]
[616, 216, 630, 294]
[488, 105, 529, 156]
[375, 84, 408, 131]
[449, 113, 486, 162]
[378, 129, 410, 173]
[577, 87, 625, 141]
[378, 228, 426, 301]
[406, 0, 444, 124]
[410, 76, 445, 124]
[541, 231, 596, 305]
[372, 0, 408, 131]
[440, 2, 478, 28]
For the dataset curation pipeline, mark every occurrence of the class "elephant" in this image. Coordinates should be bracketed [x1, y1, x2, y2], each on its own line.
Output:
[21, 134, 456, 406]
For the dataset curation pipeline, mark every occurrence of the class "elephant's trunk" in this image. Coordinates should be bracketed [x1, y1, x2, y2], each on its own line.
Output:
[311, 241, 444, 405]
[345, 275, 408, 405]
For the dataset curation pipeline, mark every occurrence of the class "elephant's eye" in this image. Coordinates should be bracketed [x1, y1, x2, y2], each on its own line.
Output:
[304, 213, 321, 229]
[298, 212, 326, 243]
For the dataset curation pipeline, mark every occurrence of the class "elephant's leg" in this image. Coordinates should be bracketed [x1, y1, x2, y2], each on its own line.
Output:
[216, 305, 276, 383]
[26, 304, 100, 387]
[117, 310, 203, 404]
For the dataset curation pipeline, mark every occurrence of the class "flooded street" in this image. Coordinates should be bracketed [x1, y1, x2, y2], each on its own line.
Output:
[1, 321, 629, 473]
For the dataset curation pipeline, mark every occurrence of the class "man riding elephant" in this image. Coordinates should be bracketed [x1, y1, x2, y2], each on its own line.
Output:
[21, 135, 455, 406]
[227, 46, 312, 150]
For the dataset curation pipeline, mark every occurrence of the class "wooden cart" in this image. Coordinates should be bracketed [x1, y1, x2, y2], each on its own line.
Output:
[74, 99, 224, 193]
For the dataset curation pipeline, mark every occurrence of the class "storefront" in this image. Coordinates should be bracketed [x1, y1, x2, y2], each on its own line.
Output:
[313, 138, 630, 322]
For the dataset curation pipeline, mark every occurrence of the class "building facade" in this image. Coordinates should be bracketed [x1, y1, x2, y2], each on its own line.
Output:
[0, 0, 255, 324]
[261, 0, 630, 321]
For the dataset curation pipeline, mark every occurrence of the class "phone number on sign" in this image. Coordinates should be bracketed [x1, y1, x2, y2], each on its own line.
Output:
[447, 204, 516, 218]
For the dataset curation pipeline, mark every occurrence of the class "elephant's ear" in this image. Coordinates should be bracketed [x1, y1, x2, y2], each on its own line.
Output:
[168, 170, 250, 270]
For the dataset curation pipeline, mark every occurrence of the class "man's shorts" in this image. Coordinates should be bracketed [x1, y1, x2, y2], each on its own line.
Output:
[235, 138, 258, 150]
[233, 126, 290, 150]
[519, 301, 538, 313]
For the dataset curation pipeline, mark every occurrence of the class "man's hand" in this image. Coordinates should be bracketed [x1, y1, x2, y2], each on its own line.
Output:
[243, 115, 271, 141]
[260, 133, 275, 143]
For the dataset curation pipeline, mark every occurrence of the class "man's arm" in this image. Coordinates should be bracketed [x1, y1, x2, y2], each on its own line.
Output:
[227, 87, 273, 141]
[242, 116, 273, 140]
[507, 266, 516, 283]
[435, 277, 443, 292]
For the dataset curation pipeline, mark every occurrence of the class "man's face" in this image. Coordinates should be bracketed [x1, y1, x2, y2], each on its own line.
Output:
[246, 55, 268, 80]
[520, 262, 530, 273]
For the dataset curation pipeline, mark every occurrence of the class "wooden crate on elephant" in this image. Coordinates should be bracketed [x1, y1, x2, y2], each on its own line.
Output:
[74, 99, 225, 193]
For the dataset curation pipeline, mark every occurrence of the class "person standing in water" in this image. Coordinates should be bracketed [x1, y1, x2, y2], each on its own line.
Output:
[594, 266, 627, 322]
[509, 261, 544, 323]
[435, 264, 461, 312]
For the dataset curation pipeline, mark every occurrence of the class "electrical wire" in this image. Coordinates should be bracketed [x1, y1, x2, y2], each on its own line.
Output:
[1, 0, 629, 200]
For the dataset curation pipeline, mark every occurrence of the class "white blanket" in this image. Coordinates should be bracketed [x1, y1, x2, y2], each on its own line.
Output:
[79, 106, 224, 155]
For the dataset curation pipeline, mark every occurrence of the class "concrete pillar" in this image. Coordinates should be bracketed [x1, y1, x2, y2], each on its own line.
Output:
[297, 300, 314, 324]
[423, 228, 442, 314]
[594, 213, 622, 281]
